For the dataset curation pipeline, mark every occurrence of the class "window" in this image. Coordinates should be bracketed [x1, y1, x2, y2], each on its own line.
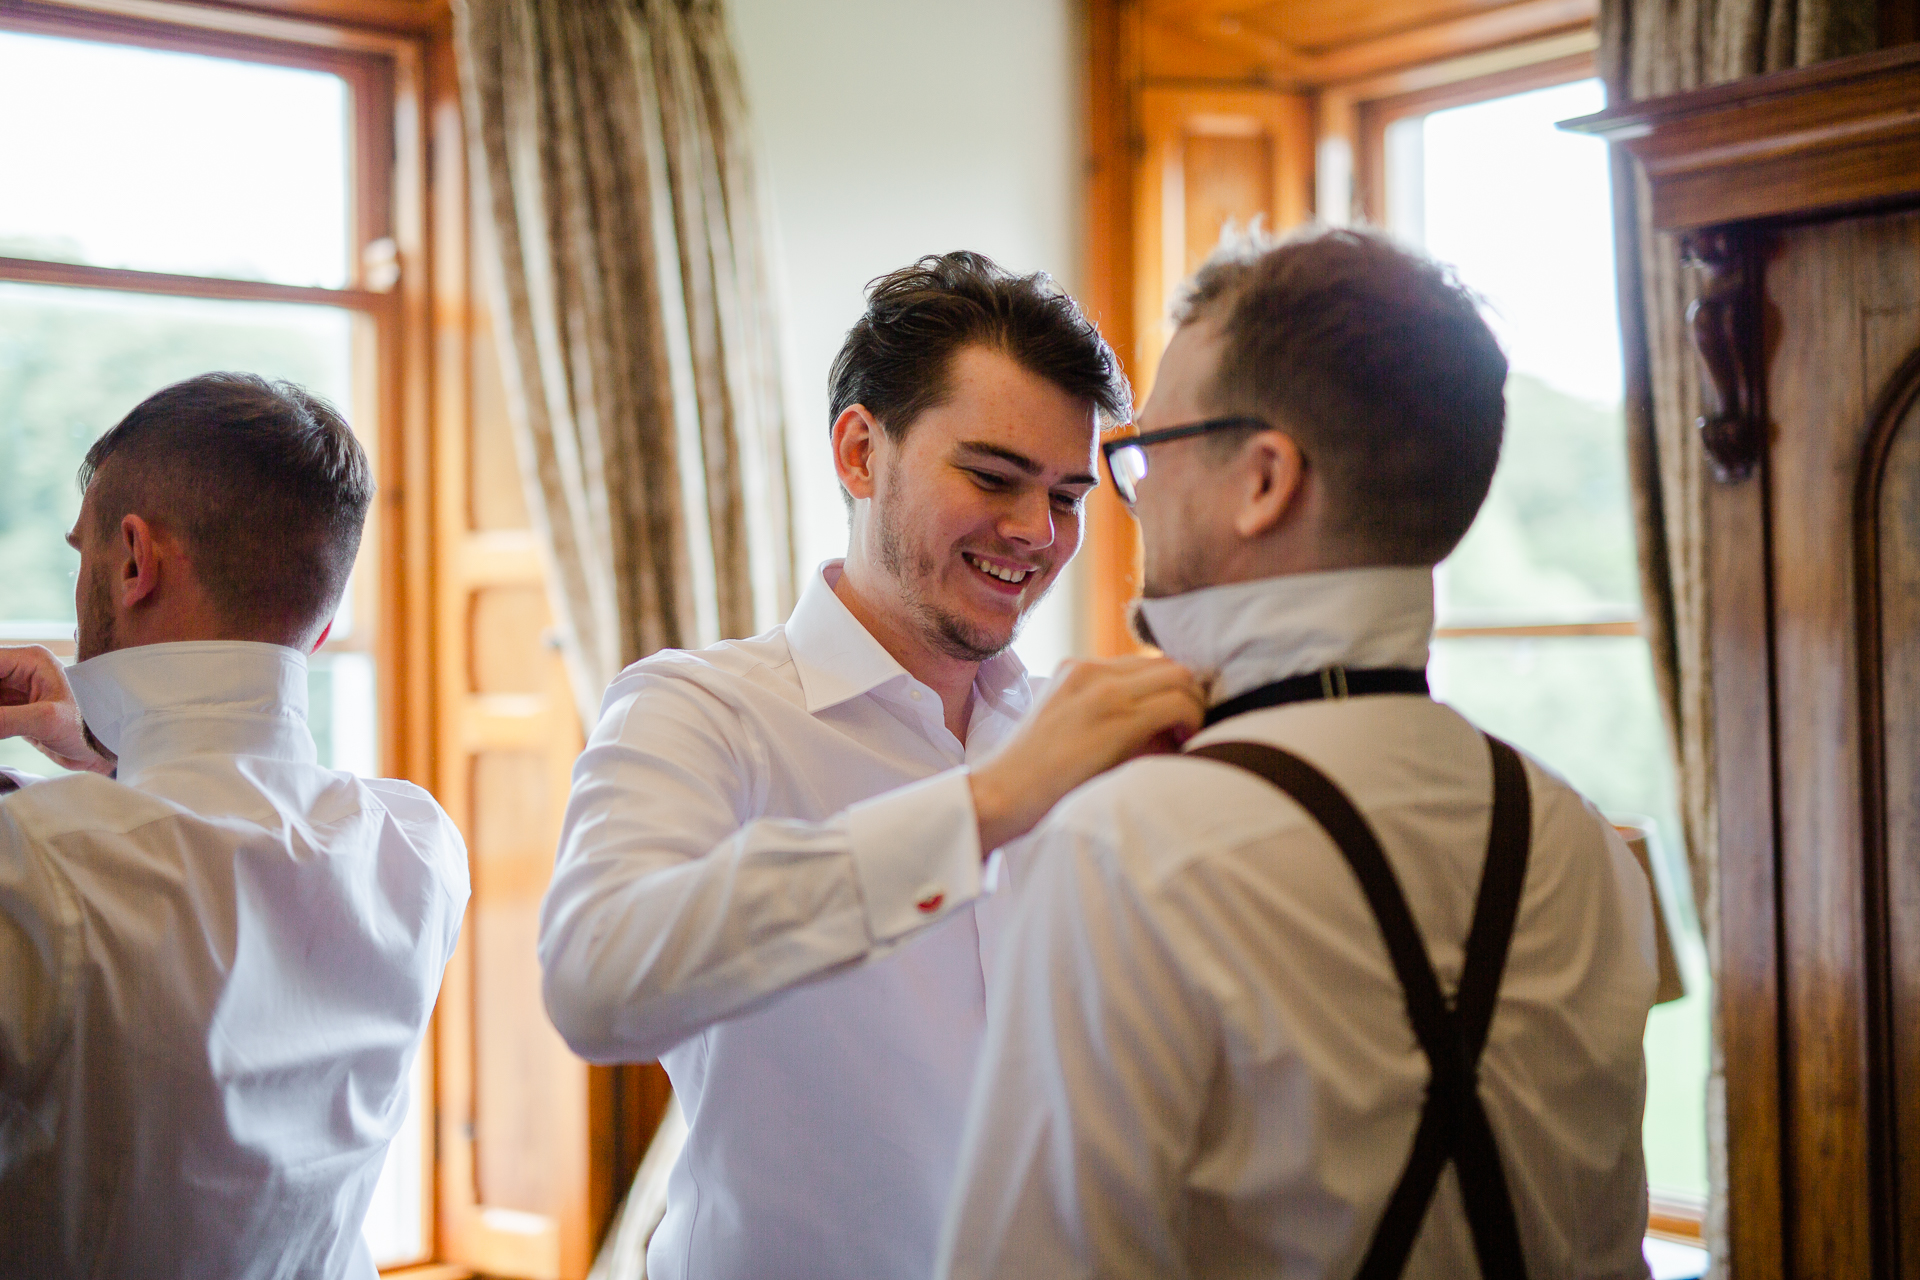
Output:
[0, 20, 421, 1268]
[1377, 74, 1711, 1243]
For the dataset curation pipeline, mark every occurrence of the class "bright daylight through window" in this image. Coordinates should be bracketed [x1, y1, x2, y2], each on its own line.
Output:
[1385, 78, 1710, 1213]
[0, 27, 416, 1266]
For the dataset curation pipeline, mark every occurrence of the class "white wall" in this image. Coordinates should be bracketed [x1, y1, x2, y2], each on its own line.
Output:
[727, 0, 1088, 677]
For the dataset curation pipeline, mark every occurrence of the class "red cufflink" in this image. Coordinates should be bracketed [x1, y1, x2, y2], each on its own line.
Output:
[915, 891, 945, 914]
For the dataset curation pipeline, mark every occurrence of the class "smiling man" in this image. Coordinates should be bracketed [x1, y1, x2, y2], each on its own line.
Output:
[537, 252, 1204, 1280]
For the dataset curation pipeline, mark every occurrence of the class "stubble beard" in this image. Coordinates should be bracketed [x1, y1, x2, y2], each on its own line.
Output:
[1141, 539, 1214, 600]
[75, 562, 116, 664]
[874, 482, 1027, 664]
[1140, 491, 1220, 600]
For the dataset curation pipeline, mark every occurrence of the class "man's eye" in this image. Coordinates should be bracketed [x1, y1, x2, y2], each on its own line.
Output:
[1051, 492, 1085, 512]
[966, 469, 1012, 490]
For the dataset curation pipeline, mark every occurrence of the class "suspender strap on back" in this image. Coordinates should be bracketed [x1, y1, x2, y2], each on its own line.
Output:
[1187, 734, 1533, 1280]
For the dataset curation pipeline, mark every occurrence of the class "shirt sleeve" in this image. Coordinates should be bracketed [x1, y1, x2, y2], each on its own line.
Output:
[0, 806, 76, 1106]
[537, 669, 984, 1064]
[0, 768, 42, 795]
[936, 821, 1218, 1280]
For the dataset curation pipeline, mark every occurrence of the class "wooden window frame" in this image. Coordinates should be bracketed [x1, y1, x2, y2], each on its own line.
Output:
[1349, 57, 1666, 657]
[0, 1, 429, 779]
[0, 1, 443, 1269]
[1350, 49, 1600, 233]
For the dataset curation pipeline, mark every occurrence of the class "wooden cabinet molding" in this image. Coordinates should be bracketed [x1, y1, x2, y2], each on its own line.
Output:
[1574, 48, 1920, 1280]
[1565, 44, 1920, 232]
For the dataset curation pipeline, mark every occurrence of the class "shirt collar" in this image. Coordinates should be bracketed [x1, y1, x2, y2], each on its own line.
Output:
[1133, 566, 1435, 708]
[67, 640, 316, 779]
[784, 560, 1032, 716]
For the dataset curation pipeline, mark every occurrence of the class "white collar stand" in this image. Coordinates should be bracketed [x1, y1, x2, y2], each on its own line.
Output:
[66, 640, 316, 778]
[1133, 566, 1435, 709]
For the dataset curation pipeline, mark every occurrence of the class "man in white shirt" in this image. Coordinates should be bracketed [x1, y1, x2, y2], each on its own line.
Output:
[538, 252, 1204, 1279]
[0, 373, 470, 1279]
[938, 230, 1659, 1279]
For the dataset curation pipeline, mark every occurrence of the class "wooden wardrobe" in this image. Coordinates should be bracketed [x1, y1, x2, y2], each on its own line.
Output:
[1580, 45, 1920, 1280]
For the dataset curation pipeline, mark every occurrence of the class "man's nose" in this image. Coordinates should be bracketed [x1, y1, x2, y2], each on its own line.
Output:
[999, 488, 1056, 549]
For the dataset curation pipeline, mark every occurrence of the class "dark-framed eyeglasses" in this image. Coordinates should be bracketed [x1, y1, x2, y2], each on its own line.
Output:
[1099, 416, 1271, 506]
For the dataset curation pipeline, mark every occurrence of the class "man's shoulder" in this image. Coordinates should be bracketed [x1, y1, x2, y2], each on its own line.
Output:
[0, 771, 181, 845]
[1042, 751, 1322, 888]
[603, 626, 801, 709]
[357, 774, 461, 833]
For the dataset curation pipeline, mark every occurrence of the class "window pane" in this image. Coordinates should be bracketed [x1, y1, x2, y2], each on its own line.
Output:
[1397, 79, 1639, 626]
[1432, 635, 1708, 1199]
[0, 735, 78, 780]
[0, 32, 349, 287]
[1398, 78, 1707, 1207]
[0, 282, 354, 626]
[361, 1046, 427, 1266]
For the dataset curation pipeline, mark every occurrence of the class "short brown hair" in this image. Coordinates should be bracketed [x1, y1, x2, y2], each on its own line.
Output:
[829, 251, 1131, 446]
[1177, 228, 1507, 564]
[79, 372, 374, 635]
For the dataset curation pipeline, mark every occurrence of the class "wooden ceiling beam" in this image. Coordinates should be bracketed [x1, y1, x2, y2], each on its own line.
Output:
[1308, 0, 1596, 82]
[1147, 0, 1286, 19]
[1156, 0, 1597, 87]
[1166, 12, 1318, 79]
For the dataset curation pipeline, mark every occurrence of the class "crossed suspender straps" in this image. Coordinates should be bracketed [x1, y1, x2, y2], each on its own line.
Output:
[1187, 733, 1534, 1280]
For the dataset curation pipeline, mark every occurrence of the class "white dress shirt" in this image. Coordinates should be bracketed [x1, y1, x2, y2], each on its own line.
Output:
[938, 568, 1658, 1280]
[539, 561, 1036, 1280]
[0, 642, 470, 1280]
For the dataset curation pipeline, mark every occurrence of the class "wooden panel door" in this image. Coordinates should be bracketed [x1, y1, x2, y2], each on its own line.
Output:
[424, 28, 662, 1278]
[1132, 85, 1312, 392]
[1083, 80, 1312, 654]
[1839, 211, 1920, 1280]
[1759, 206, 1920, 1277]
[1865, 337, 1920, 1280]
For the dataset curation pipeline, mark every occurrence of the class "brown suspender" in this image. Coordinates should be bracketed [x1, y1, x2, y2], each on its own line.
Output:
[1187, 733, 1533, 1280]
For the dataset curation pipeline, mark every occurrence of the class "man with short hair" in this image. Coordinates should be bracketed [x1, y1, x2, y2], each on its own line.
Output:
[937, 230, 1658, 1279]
[538, 251, 1204, 1280]
[0, 373, 470, 1279]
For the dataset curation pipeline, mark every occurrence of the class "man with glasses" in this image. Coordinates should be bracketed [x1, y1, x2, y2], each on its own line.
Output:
[938, 229, 1658, 1279]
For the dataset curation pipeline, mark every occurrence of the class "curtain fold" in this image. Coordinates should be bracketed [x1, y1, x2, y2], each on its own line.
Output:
[1597, 0, 1874, 1268]
[455, 0, 795, 726]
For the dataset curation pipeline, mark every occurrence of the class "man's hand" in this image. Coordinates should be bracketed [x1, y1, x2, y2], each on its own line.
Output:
[0, 646, 115, 774]
[970, 655, 1204, 853]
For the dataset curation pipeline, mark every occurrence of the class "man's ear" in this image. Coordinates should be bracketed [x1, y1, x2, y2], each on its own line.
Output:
[116, 514, 164, 610]
[831, 405, 883, 501]
[1233, 431, 1307, 539]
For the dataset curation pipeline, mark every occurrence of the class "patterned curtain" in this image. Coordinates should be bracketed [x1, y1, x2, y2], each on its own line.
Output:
[1597, 0, 1875, 1268]
[455, 0, 795, 727]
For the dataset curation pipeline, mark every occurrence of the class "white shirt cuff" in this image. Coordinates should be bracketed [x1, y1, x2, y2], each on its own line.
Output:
[846, 767, 984, 943]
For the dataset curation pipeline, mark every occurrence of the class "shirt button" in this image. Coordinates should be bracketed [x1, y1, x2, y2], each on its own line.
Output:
[909, 689, 923, 701]
[914, 885, 946, 914]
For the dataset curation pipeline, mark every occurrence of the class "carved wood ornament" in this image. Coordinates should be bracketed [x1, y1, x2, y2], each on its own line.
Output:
[1682, 229, 1764, 483]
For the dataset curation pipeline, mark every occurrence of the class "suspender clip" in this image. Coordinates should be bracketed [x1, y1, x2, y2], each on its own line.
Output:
[1319, 666, 1350, 700]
